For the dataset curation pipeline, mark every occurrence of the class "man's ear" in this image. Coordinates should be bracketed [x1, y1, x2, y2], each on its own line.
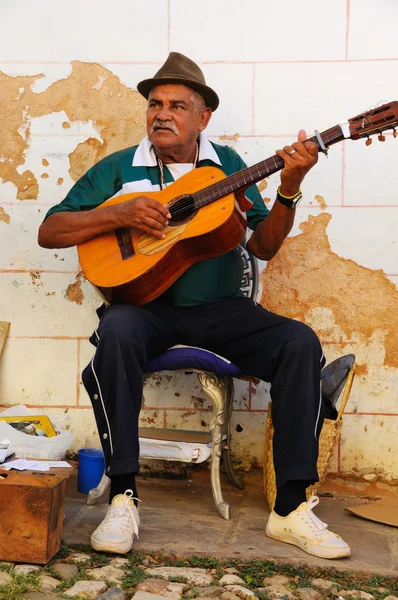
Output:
[199, 107, 212, 132]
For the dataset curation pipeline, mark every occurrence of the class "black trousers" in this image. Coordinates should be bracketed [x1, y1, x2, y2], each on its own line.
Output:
[82, 297, 325, 488]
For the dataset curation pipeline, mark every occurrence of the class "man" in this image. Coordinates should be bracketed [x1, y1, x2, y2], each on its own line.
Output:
[38, 52, 350, 559]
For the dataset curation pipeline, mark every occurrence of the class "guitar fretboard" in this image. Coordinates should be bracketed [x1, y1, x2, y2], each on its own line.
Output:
[192, 125, 344, 209]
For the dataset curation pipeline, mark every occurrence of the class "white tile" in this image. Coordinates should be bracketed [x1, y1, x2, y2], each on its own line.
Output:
[254, 62, 398, 136]
[231, 136, 343, 207]
[102, 63, 164, 91]
[0, 338, 78, 406]
[232, 379, 251, 411]
[0, 204, 79, 271]
[170, 0, 346, 61]
[322, 342, 398, 414]
[164, 407, 212, 432]
[0, 272, 101, 337]
[143, 371, 209, 410]
[0, 1, 168, 62]
[250, 380, 271, 412]
[230, 410, 266, 466]
[349, 0, 398, 60]
[348, 368, 398, 415]
[204, 64, 253, 136]
[324, 207, 398, 274]
[344, 134, 398, 205]
[139, 408, 165, 429]
[340, 414, 398, 476]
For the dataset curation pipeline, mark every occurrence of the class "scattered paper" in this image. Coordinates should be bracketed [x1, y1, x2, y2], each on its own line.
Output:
[4, 459, 71, 471]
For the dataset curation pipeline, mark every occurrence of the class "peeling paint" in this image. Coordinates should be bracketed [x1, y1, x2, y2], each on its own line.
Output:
[257, 180, 268, 193]
[0, 207, 10, 224]
[29, 271, 43, 289]
[261, 213, 398, 370]
[0, 62, 147, 198]
[65, 272, 85, 305]
[219, 132, 239, 142]
[57, 177, 63, 185]
[315, 194, 327, 210]
[42, 158, 49, 167]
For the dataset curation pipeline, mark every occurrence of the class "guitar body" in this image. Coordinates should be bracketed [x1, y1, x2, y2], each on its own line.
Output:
[77, 166, 247, 305]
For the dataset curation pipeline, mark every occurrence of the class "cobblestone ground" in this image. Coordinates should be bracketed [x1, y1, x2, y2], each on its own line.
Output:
[0, 543, 397, 600]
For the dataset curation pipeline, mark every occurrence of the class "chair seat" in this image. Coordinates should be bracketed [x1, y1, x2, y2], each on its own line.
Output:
[144, 345, 242, 376]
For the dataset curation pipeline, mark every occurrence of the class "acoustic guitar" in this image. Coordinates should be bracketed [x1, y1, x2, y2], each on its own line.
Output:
[77, 101, 398, 305]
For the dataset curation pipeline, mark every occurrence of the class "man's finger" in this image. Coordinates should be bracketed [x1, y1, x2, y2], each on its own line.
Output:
[298, 129, 307, 143]
[145, 198, 171, 218]
[144, 216, 168, 231]
[144, 207, 169, 225]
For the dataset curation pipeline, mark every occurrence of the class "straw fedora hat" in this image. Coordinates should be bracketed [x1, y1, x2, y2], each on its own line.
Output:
[137, 52, 219, 111]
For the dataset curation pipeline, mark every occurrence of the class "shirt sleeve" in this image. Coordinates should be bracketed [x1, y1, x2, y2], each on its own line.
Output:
[231, 151, 269, 231]
[44, 154, 123, 220]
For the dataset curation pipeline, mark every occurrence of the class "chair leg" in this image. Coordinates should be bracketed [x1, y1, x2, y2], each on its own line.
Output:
[198, 372, 230, 520]
[86, 472, 111, 505]
[222, 377, 244, 490]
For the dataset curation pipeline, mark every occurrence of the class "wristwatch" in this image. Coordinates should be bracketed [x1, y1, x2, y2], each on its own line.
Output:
[276, 186, 303, 208]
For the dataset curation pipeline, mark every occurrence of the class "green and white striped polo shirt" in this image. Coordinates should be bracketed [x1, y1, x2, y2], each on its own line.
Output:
[46, 133, 269, 306]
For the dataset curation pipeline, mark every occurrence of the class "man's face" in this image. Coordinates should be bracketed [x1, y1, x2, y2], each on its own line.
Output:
[146, 84, 211, 155]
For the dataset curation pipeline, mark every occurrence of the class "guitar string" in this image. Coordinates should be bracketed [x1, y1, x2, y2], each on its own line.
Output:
[165, 127, 342, 218]
[164, 121, 392, 218]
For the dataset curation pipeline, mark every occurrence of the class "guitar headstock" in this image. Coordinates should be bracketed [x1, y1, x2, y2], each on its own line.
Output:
[349, 101, 398, 144]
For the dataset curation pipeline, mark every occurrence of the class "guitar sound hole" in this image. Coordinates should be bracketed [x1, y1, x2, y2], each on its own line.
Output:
[169, 195, 196, 225]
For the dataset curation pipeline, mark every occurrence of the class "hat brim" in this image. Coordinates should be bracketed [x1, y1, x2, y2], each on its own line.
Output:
[137, 76, 219, 111]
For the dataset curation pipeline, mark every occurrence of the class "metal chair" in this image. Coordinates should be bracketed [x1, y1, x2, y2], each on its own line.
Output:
[87, 246, 260, 520]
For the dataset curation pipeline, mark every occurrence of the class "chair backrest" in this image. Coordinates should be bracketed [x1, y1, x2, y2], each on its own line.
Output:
[238, 246, 259, 301]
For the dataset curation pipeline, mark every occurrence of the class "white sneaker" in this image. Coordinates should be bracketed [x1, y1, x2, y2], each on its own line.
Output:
[266, 495, 350, 559]
[91, 489, 140, 554]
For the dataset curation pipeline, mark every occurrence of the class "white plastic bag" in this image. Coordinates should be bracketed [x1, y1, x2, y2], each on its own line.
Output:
[0, 405, 74, 460]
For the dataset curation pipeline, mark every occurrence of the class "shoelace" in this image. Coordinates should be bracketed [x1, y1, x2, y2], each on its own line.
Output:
[298, 496, 329, 536]
[101, 489, 140, 538]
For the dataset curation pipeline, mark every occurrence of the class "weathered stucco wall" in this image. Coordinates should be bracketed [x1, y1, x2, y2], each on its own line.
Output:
[0, 0, 397, 492]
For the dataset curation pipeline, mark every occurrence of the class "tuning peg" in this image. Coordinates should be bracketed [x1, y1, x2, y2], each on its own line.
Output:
[393, 128, 397, 138]
[365, 136, 372, 146]
[378, 132, 386, 142]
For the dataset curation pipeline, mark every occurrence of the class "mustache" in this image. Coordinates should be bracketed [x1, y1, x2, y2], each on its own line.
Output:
[150, 119, 179, 135]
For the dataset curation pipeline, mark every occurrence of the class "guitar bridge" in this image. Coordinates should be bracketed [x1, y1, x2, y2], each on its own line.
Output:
[115, 228, 135, 260]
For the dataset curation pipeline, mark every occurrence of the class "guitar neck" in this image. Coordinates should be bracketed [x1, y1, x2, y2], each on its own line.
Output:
[193, 124, 345, 208]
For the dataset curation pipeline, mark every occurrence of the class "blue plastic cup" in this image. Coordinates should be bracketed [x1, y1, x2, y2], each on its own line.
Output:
[77, 448, 105, 494]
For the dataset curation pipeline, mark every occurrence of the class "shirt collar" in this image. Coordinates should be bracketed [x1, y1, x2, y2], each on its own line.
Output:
[132, 132, 222, 167]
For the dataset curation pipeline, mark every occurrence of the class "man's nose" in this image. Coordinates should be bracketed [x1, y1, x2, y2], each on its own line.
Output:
[157, 105, 173, 120]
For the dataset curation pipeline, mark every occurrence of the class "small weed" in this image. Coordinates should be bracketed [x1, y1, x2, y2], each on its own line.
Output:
[0, 572, 40, 600]
[168, 575, 188, 583]
[122, 566, 153, 589]
[88, 553, 111, 567]
[0, 562, 14, 574]
[256, 592, 271, 599]
[256, 592, 272, 599]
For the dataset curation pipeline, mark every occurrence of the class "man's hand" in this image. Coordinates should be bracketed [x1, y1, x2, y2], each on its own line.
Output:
[276, 129, 318, 197]
[115, 196, 171, 239]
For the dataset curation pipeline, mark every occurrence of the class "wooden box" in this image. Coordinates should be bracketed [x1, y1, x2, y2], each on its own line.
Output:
[0, 470, 66, 564]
